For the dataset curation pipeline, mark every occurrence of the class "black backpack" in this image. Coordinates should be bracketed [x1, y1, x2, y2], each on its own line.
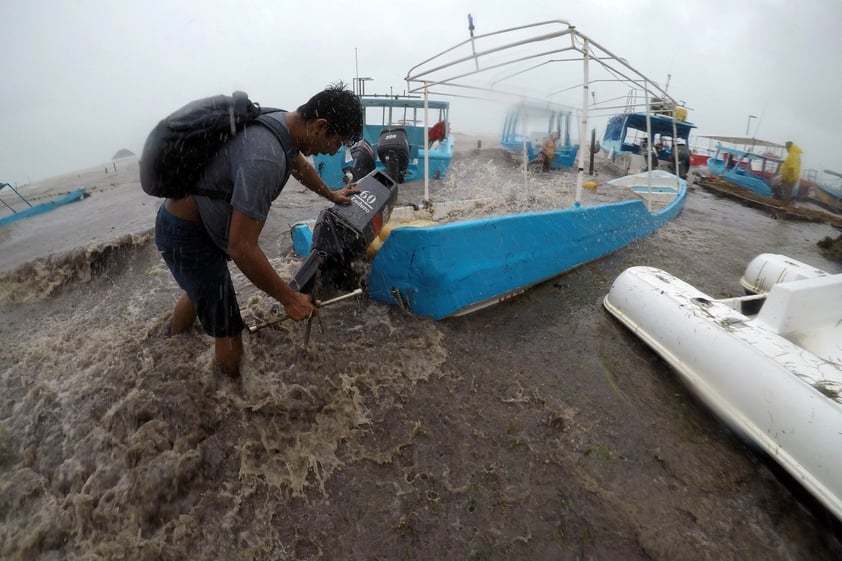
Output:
[139, 91, 288, 199]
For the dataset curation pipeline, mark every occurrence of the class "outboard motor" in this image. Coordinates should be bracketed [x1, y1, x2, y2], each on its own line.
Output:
[290, 169, 399, 294]
[342, 139, 376, 184]
[376, 127, 410, 183]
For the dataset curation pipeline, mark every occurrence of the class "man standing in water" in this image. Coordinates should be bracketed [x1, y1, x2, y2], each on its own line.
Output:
[154, 84, 363, 376]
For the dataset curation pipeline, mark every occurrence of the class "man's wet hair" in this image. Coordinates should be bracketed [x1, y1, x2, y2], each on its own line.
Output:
[298, 82, 363, 142]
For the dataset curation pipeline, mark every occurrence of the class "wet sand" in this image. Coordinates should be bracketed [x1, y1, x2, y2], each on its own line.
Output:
[2, 138, 842, 560]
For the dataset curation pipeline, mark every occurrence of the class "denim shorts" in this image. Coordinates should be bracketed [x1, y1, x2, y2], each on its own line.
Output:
[155, 204, 245, 337]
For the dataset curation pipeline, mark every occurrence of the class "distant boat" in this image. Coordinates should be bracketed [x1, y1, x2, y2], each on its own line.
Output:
[500, 100, 578, 169]
[0, 185, 87, 228]
[809, 169, 842, 212]
[289, 20, 689, 320]
[312, 96, 454, 188]
[600, 110, 696, 175]
[700, 135, 796, 199]
[604, 255, 842, 522]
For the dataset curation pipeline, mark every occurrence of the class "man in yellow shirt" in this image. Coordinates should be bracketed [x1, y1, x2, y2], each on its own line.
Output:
[779, 141, 802, 206]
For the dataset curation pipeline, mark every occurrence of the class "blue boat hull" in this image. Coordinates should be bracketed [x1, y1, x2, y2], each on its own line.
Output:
[707, 157, 776, 198]
[367, 184, 686, 319]
[0, 188, 87, 228]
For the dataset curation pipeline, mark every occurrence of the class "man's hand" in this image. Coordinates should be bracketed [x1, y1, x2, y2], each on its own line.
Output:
[283, 291, 316, 321]
[332, 184, 361, 205]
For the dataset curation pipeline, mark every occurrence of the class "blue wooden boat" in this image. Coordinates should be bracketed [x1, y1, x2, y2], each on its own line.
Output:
[704, 139, 790, 199]
[367, 171, 686, 318]
[809, 169, 842, 211]
[312, 96, 453, 188]
[0, 186, 87, 228]
[292, 20, 688, 319]
[500, 101, 578, 169]
[601, 111, 696, 174]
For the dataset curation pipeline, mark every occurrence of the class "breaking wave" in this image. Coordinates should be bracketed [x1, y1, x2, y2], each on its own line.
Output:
[0, 231, 152, 304]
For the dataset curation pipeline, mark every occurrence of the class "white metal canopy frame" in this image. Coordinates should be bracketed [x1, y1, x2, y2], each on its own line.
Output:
[403, 19, 684, 202]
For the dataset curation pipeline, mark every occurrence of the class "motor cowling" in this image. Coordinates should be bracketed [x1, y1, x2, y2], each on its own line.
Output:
[342, 139, 376, 184]
[290, 169, 399, 294]
[376, 127, 410, 183]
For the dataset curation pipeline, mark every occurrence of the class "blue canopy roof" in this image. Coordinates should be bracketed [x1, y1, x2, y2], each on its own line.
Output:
[618, 112, 696, 139]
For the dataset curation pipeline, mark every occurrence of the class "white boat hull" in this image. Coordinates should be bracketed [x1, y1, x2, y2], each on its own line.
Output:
[740, 252, 830, 294]
[604, 265, 842, 521]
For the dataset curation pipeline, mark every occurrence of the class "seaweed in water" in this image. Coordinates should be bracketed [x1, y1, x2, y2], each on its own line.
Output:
[817, 234, 842, 263]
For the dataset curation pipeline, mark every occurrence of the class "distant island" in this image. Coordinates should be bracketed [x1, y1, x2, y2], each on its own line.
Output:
[111, 148, 135, 160]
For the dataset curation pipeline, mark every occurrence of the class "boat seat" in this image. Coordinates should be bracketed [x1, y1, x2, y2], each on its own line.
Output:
[757, 274, 842, 333]
[756, 274, 842, 364]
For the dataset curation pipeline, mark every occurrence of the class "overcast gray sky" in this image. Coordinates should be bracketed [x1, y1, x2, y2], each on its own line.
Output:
[1, 0, 840, 184]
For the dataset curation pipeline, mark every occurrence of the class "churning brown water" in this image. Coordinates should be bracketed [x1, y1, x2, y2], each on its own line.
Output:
[2, 139, 841, 560]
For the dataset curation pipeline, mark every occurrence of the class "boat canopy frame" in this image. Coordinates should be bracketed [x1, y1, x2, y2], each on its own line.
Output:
[403, 19, 685, 202]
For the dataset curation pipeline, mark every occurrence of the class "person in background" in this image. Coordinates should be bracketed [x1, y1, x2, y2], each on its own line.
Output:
[529, 131, 560, 172]
[779, 141, 802, 206]
[675, 138, 691, 179]
[725, 153, 737, 170]
[155, 83, 363, 377]
[639, 137, 657, 171]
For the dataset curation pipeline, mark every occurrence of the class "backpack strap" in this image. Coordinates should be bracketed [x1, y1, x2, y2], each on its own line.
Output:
[254, 108, 290, 147]
[253, 109, 297, 188]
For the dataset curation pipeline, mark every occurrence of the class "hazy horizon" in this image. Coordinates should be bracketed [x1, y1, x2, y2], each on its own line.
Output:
[2, 0, 839, 185]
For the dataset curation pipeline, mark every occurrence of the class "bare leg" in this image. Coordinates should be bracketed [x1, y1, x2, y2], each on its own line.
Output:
[215, 335, 244, 378]
[169, 292, 197, 335]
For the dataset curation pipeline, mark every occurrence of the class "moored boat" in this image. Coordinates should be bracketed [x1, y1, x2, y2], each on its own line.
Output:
[809, 169, 842, 212]
[700, 136, 800, 200]
[601, 109, 696, 176]
[289, 20, 688, 319]
[604, 260, 842, 522]
[312, 96, 454, 188]
[0, 185, 87, 228]
[366, 171, 684, 318]
[500, 100, 578, 169]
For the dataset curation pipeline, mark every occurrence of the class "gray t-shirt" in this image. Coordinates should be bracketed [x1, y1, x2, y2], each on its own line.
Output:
[195, 111, 298, 253]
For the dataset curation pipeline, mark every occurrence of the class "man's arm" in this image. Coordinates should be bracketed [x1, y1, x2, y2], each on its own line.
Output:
[291, 153, 359, 204]
[226, 208, 313, 320]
